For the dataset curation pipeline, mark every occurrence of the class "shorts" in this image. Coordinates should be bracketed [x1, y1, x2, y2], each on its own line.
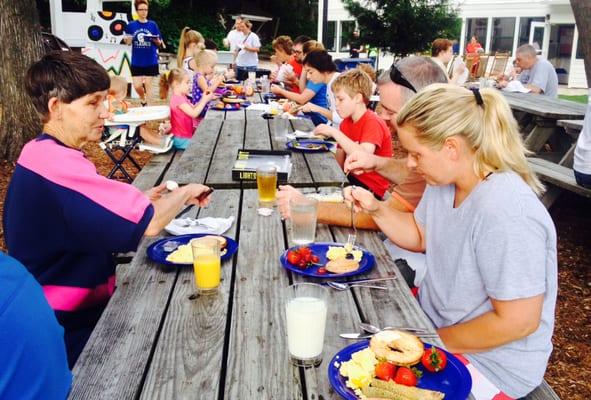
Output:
[130, 64, 159, 77]
[172, 136, 191, 150]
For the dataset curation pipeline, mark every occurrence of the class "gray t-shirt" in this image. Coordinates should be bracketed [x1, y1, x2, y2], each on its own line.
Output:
[519, 58, 558, 98]
[414, 172, 557, 398]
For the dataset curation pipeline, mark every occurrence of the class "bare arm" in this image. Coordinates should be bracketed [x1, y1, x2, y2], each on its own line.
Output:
[345, 185, 425, 252]
[271, 86, 315, 104]
[178, 92, 215, 118]
[315, 124, 376, 156]
[525, 84, 543, 94]
[301, 103, 333, 121]
[344, 150, 409, 184]
[145, 183, 212, 236]
[438, 295, 544, 353]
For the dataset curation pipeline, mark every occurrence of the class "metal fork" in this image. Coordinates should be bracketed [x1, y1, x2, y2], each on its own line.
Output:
[346, 185, 357, 251]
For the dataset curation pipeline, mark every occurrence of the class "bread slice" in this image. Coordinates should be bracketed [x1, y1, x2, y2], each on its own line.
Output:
[365, 378, 445, 400]
[325, 258, 360, 274]
[191, 235, 227, 250]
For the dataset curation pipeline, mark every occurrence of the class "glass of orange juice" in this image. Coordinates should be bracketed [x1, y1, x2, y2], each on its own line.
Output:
[190, 238, 221, 293]
[256, 164, 277, 208]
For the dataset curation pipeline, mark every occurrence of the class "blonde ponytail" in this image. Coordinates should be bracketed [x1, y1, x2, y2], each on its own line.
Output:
[177, 27, 205, 67]
[396, 83, 544, 195]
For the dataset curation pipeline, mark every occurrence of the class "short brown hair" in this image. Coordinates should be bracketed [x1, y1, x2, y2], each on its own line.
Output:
[134, 0, 148, 9]
[331, 69, 373, 104]
[272, 35, 293, 54]
[25, 51, 110, 123]
[431, 38, 452, 57]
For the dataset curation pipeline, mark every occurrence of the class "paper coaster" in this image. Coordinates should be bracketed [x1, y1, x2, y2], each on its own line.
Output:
[257, 208, 274, 217]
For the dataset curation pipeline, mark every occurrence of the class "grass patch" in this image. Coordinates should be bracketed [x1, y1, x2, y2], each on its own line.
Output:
[559, 95, 588, 104]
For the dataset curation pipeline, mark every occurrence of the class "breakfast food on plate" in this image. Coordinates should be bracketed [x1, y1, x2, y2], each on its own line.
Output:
[369, 330, 424, 367]
[325, 258, 360, 274]
[362, 378, 445, 400]
[326, 246, 363, 262]
[165, 236, 228, 264]
[338, 332, 446, 400]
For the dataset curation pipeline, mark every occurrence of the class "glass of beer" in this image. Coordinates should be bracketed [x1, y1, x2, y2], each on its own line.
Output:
[191, 237, 221, 293]
[256, 164, 278, 208]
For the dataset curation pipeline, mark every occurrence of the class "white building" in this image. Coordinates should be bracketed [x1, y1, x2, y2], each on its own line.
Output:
[317, 0, 587, 88]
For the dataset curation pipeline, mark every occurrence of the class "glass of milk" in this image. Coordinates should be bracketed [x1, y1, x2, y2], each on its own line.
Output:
[284, 283, 328, 367]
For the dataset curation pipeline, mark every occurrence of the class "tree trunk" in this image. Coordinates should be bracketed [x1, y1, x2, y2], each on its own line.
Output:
[0, 0, 43, 163]
[570, 0, 591, 83]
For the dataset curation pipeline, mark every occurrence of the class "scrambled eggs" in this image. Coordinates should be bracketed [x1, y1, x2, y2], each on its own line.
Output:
[339, 347, 377, 392]
[166, 244, 193, 264]
[326, 246, 363, 262]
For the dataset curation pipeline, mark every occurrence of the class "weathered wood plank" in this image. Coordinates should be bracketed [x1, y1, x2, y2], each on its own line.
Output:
[269, 118, 315, 186]
[556, 119, 583, 132]
[502, 92, 586, 119]
[224, 189, 304, 399]
[132, 150, 178, 191]
[526, 381, 560, 400]
[164, 117, 223, 184]
[331, 227, 441, 343]
[291, 224, 361, 399]
[69, 236, 179, 399]
[530, 158, 591, 198]
[140, 190, 241, 400]
[206, 118, 245, 187]
[244, 109, 271, 149]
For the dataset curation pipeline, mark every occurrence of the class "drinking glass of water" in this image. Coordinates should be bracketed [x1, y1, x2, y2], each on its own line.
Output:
[284, 283, 328, 367]
[289, 196, 318, 245]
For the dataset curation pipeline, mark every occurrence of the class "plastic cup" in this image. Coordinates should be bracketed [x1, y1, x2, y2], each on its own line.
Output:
[271, 116, 289, 141]
[191, 238, 221, 293]
[284, 283, 328, 367]
[289, 197, 318, 245]
[256, 164, 277, 208]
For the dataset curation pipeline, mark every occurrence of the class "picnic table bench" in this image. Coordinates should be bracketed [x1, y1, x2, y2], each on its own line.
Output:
[72, 93, 559, 399]
[501, 92, 586, 157]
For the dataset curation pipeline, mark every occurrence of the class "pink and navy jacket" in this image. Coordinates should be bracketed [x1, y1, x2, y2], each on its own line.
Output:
[3, 134, 153, 337]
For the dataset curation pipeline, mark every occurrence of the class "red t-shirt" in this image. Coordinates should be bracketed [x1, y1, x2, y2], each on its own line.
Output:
[339, 110, 392, 197]
[287, 56, 303, 93]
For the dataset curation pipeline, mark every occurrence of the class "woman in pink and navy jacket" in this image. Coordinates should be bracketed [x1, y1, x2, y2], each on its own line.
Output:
[3, 51, 212, 368]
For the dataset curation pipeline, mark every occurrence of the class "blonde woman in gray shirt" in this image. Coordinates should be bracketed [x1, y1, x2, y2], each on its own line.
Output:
[344, 84, 557, 399]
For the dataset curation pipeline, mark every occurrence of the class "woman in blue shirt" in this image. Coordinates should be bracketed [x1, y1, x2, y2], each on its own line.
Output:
[124, 0, 162, 104]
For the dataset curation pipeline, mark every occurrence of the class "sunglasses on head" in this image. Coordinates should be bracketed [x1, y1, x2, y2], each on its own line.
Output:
[389, 64, 416, 93]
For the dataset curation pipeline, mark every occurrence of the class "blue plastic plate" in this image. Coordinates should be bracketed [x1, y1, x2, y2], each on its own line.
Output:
[147, 234, 238, 266]
[279, 242, 375, 278]
[208, 101, 250, 111]
[328, 340, 472, 400]
[286, 139, 335, 152]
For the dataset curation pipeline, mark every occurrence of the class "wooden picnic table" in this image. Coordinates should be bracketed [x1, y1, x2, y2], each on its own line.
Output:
[69, 93, 558, 399]
[500, 92, 586, 154]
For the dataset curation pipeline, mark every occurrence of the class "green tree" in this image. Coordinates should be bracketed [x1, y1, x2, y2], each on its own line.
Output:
[343, 0, 460, 56]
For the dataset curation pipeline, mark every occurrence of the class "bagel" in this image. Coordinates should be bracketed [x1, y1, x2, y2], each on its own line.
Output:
[325, 258, 360, 274]
[369, 330, 424, 367]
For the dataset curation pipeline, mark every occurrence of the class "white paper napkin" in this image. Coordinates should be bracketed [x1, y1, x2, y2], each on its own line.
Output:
[165, 216, 235, 236]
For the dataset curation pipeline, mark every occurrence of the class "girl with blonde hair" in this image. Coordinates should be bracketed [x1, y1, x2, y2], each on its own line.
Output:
[177, 27, 205, 73]
[189, 49, 223, 111]
[344, 84, 557, 399]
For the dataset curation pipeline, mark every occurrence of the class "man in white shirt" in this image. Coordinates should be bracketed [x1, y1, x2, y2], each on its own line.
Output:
[234, 19, 261, 81]
[224, 16, 243, 53]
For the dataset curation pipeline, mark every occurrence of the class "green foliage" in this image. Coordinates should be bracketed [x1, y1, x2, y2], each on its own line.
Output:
[343, 0, 460, 56]
[149, 5, 226, 53]
[558, 94, 588, 104]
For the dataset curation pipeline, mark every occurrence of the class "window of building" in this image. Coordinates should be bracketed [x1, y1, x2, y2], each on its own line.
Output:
[518, 17, 545, 46]
[465, 18, 488, 51]
[340, 20, 356, 52]
[323, 21, 337, 52]
[490, 17, 515, 53]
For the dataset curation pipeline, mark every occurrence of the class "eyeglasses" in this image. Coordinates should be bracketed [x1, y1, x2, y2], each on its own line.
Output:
[389, 64, 416, 93]
[137, 8, 148, 11]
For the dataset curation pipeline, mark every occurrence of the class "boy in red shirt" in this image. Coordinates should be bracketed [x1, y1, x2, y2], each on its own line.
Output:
[315, 69, 392, 198]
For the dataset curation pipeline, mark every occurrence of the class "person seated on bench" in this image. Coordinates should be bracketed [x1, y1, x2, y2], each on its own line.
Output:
[344, 84, 557, 399]
[498, 44, 558, 98]
[106, 76, 172, 152]
[4, 51, 214, 368]
[574, 102, 591, 188]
